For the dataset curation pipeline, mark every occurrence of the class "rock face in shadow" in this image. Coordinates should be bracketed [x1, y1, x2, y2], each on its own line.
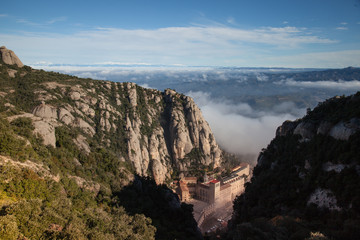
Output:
[115, 176, 202, 240]
[276, 104, 360, 142]
[228, 93, 360, 240]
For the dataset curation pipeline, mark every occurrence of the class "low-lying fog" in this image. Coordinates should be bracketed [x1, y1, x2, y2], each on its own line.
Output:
[187, 91, 305, 164]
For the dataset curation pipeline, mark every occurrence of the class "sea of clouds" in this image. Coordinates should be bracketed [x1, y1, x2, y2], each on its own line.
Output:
[187, 91, 305, 164]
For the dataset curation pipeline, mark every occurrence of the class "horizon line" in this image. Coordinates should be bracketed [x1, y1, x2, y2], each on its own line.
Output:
[28, 62, 355, 70]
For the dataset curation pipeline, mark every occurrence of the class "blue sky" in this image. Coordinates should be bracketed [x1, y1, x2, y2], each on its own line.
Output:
[1, 0, 360, 67]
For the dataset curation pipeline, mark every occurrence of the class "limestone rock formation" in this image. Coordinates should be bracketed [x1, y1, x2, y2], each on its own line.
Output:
[0, 46, 24, 67]
[328, 119, 360, 140]
[110, 87, 224, 183]
[277, 117, 360, 141]
[7, 69, 17, 78]
[276, 120, 299, 136]
[0, 50, 224, 184]
[32, 102, 58, 119]
[24, 83, 223, 183]
[68, 175, 101, 194]
[7, 113, 58, 148]
[73, 134, 91, 154]
[32, 120, 56, 147]
[0, 47, 213, 239]
[165, 89, 222, 170]
[293, 122, 316, 140]
[58, 108, 75, 125]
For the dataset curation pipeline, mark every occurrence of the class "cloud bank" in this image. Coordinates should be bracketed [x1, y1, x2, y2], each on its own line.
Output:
[188, 91, 305, 164]
[277, 79, 360, 90]
[1, 24, 344, 67]
[264, 50, 360, 68]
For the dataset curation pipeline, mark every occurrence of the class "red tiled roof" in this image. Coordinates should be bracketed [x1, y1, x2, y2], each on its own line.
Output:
[210, 179, 220, 184]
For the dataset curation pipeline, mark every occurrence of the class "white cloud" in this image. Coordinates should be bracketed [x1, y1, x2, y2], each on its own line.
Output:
[139, 83, 155, 89]
[259, 26, 302, 33]
[34, 61, 53, 65]
[16, 19, 40, 26]
[46, 16, 67, 24]
[276, 79, 360, 90]
[263, 50, 360, 68]
[0, 25, 337, 66]
[95, 61, 153, 66]
[16, 16, 67, 27]
[188, 91, 304, 163]
[336, 27, 348, 30]
[227, 17, 236, 24]
[255, 73, 269, 82]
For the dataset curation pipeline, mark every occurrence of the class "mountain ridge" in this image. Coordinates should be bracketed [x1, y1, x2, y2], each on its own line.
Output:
[226, 93, 360, 240]
[0, 47, 231, 239]
[0, 50, 224, 184]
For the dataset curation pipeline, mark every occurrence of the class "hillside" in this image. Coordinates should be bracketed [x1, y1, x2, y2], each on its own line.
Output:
[0, 47, 223, 184]
[0, 47, 229, 239]
[226, 93, 360, 240]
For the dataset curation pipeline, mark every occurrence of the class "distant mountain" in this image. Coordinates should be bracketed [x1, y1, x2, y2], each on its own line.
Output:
[266, 66, 360, 82]
[226, 93, 360, 240]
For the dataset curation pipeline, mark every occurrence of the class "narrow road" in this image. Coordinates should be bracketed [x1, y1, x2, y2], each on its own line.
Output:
[200, 203, 233, 234]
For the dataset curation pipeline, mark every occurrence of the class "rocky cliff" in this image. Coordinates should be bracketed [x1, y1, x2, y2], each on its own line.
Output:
[0, 46, 24, 68]
[25, 82, 221, 184]
[0, 47, 214, 239]
[0, 47, 222, 185]
[227, 93, 360, 240]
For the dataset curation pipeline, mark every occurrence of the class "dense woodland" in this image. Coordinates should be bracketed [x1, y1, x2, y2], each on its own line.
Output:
[226, 93, 360, 240]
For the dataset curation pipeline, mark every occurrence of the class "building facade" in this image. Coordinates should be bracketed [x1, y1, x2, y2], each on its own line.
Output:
[176, 164, 250, 204]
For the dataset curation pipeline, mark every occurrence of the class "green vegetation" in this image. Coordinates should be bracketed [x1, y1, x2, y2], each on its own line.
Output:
[226, 93, 360, 240]
[304, 92, 360, 123]
[182, 148, 210, 177]
[0, 117, 39, 162]
[0, 164, 156, 240]
[0, 62, 200, 239]
[0, 113, 156, 239]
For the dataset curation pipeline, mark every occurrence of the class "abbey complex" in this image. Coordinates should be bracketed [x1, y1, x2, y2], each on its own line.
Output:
[174, 163, 251, 228]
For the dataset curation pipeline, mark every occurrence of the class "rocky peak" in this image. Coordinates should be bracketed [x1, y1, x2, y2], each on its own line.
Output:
[276, 117, 360, 141]
[0, 46, 24, 67]
[4, 75, 224, 184]
[276, 93, 360, 141]
[275, 120, 298, 136]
